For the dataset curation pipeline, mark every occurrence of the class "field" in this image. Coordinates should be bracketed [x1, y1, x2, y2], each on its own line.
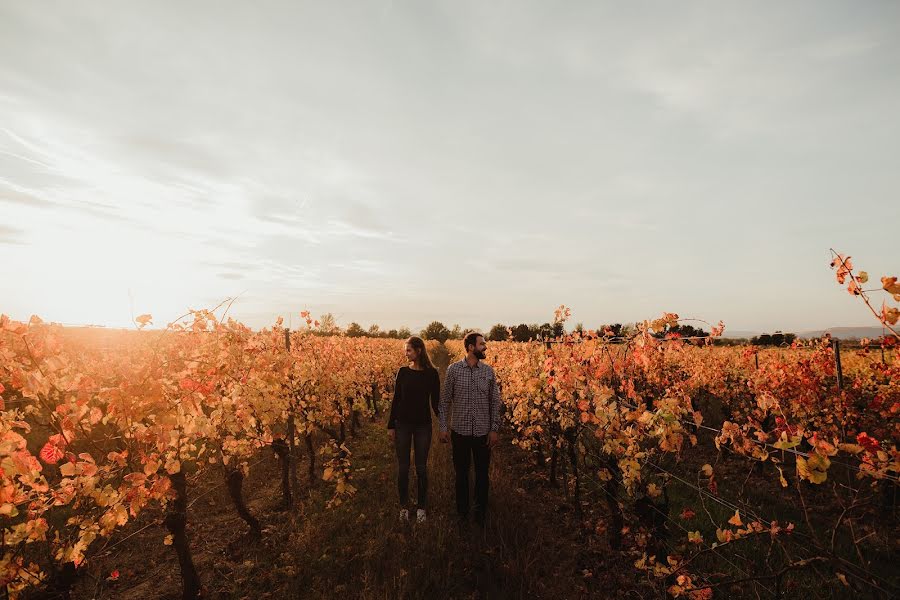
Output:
[0, 301, 898, 599]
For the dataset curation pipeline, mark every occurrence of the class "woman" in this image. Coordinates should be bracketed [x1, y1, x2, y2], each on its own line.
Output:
[387, 336, 440, 523]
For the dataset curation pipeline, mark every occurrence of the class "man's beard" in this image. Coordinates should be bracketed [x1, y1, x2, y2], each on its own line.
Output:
[474, 350, 486, 360]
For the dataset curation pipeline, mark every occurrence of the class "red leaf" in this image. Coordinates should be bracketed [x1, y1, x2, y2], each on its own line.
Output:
[39, 442, 64, 465]
[856, 432, 880, 453]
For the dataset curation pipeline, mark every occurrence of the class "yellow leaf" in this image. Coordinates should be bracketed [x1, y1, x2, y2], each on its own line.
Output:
[322, 467, 334, 481]
[773, 433, 801, 450]
[838, 443, 864, 455]
[797, 455, 829, 484]
[163, 534, 174, 546]
[857, 271, 868, 284]
[114, 504, 128, 526]
[165, 458, 181, 475]
[728, 510, 743, 527]
[701, 464, 713, 477]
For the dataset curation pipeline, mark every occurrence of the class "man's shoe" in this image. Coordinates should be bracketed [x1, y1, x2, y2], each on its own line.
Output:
[399, 508, 410, 523]
[416, 509, 426, 524]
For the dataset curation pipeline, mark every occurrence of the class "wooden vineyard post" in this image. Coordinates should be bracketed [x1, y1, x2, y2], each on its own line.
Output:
[272, 438, 293, 508]
[543, 340, 558, 487]
[832, 339, 844, 391]
[281, 328, 298, 508]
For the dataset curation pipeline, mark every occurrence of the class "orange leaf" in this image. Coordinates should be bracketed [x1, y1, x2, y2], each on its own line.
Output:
[882, 276, 900, 295]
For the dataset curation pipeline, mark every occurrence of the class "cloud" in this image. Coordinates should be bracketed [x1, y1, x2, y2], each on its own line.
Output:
[112, 135, 232, 182]
[205, 260, 256, 271]
[329, 259, 386, 275]
[0, 180, 54, 208]
[324, 219, 399, 241]
[0, 224, 25, 245]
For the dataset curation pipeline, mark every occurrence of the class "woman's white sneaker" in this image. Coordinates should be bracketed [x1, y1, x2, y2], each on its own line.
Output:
[399, 508, 410, 523]
[416, 509, 426, 523]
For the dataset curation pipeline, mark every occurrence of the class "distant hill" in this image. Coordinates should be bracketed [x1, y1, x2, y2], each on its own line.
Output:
[796, 326, 892, 340]
[722, 326, 891, 340]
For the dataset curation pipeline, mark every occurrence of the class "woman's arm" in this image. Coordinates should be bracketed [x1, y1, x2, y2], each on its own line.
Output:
[387, 368, 403, 429]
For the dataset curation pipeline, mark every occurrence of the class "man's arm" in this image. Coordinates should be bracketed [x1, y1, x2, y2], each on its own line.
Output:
[439, 364, 454, 433]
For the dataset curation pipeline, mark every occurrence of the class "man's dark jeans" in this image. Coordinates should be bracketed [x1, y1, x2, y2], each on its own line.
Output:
[451, 430, 491, 519]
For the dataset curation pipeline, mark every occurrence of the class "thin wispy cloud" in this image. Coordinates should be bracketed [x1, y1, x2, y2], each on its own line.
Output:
[0, 225, 25, 245]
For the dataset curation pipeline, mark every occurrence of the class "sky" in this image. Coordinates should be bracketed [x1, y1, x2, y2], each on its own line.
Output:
[1, 1, 898, 335]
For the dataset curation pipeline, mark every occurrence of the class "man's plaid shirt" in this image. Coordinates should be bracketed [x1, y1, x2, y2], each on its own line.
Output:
[439, 359, 502, 436]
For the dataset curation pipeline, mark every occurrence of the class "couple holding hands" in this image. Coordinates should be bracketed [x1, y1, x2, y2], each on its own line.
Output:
[387, 332, 501, 527]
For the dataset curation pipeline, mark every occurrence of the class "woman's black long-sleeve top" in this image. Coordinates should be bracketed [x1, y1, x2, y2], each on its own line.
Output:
[387, 366, 440, 429]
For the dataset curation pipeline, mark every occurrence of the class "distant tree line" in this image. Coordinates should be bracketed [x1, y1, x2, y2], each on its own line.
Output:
[343, 322, 414, 339]
[417, 322, 464, 343]
[303, 314, 474, 342]
[750, 331, 797, 346]
[301, 313, 412, 339]
[653, 324, 709, 339]
[486, 322, 566, 342]
[484, 322, 714, 343]
[303, 313, 795, 348]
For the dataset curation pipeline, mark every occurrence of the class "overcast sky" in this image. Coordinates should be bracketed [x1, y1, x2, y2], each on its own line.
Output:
[1, 1, 898, 334]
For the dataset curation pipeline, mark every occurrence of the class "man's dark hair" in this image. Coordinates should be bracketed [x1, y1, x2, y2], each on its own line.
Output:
[464, 331, 484, 353]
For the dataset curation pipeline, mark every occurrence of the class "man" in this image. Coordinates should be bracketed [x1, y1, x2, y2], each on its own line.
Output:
[439, 331, 501, 527]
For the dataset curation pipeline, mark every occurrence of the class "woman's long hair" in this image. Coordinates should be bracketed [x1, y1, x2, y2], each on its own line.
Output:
[406, 336, 435, 370]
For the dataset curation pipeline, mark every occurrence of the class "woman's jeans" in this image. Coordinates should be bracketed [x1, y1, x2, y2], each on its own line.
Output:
[394, 422, 432, 508]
